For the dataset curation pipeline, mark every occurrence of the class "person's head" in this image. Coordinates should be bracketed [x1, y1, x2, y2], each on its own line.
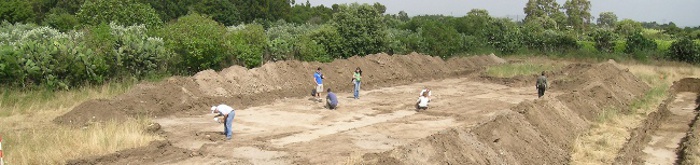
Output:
[210, 106, 218, 113]
[422, 92, 429, 97]
[541, 71, 546, 76]
[355, 67, 362, 75]
[317, 67, 322, 72]
[327, 88, 332, 93]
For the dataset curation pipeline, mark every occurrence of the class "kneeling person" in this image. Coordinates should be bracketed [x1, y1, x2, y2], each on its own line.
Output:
[416, 92, 430, 110]
[326, 88, 338, 110]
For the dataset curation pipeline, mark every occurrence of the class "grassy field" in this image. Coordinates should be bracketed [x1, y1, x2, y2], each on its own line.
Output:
[570, 61, 699, 165]
[485, 57, 565, 78]
[0, 82, 160, 164]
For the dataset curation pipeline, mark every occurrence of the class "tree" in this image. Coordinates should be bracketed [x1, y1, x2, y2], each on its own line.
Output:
[234, 0, 293, 23]
[597, 12, 617, 28]
[158, 13, 231, 73]
[332, 3, 386, 57]
[563, 0, 591, 31]
[397, 11, 409, 22]
[667, 37, 700, 63]
[663, 22, 682, 37]
[615, 19, 643, 37]
[77, 0, 162, 28]
[189, 0, 240, 26]
[524, 0, 565, 27]
[591, 28, 616, 53]
[0, 0, 35, 23]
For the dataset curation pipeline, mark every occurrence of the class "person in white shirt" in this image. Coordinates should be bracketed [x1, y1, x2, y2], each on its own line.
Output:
[419, 87, 432, 99]
[416, 92, 430, 111]
[211, 104, 235, 140]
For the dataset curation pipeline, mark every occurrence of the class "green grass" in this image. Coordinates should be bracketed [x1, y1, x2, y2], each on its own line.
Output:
[485, 63, 561, 78]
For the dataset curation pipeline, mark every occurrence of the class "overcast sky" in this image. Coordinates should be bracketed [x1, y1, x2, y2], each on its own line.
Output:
[305, 0, 700, 27]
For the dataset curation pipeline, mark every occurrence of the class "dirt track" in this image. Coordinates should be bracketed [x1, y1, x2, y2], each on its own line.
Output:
[63, 54, 666, 164]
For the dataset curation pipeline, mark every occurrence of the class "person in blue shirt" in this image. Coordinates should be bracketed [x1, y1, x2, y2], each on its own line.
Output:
[326, 88, 338, 110]
[313, 67, 325, 101]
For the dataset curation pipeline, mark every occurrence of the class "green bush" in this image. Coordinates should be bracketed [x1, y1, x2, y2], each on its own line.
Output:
[655, 40, 673, 53]
[109, 23, 169, 77]
[42, 9, 79, 32]
[228, 24, 267, 68]
[667, 38, 700, 63]
[332, 3, 386, 57]
[591, 29, 616, 53]
[486, 18, 522, 54]
[308, 24, 344, 59]
[77, 0, 162, 28]
[625, 33, 657, 54]
[158, 13, 231, 73]
[577, 41, 597, 53]
[613, 40, 626, 53]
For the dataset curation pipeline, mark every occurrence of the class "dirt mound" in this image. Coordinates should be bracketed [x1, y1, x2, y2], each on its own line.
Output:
[66, 140, 195, 165]
[55, 53, 506, 126]
[361, 63, 650, 164]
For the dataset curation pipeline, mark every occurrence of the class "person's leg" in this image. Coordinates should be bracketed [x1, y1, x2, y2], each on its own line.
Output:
[225, 111, 235, 139]
[353, 81, 359, 99]
[357, 81, 361, 98]
[538, 88, 544, 98]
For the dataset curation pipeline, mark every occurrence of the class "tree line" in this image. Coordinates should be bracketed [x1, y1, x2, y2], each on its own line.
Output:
[1, 0, 699, 89]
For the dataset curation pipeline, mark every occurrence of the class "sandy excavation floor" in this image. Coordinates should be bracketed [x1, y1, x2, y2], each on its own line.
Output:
[642, 92, 699, 165]
[153, 77, 550, 164]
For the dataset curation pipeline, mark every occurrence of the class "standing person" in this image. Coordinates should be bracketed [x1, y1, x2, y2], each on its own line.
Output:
[313, 67, 325, 101]
[326, 88, 339, 110]
[536, 71, 548, 98]
[352, 67, 362, 99]
[211, 104, 236, 140]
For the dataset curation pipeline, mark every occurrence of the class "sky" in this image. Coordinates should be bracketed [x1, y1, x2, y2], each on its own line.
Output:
[305, 0, 700, 27]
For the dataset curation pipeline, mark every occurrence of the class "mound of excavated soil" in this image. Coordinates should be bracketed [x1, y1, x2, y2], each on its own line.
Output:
[361, 62, 650, 164]
[55, 53, 506, 126]
[66, 141, 194, 165]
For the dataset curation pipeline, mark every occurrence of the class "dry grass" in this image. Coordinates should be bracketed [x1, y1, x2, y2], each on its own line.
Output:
[570, 62, 700, 165]
[0, 82, 160, 165]
[486, 57, 566, 78]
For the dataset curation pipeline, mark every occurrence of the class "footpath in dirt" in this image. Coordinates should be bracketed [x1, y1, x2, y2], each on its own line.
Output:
[64, 54, 654, 164]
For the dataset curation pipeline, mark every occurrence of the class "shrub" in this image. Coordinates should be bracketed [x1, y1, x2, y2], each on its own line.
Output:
[625, 33, 657, 54]
[590, 29, 616, 53]
[332, 3, 386, 57]
[228, 24, 267, 68]
[667, 38, 700, 63]
[486, 18, 522, 54]
[42, 9, 79, 32]
[158, 13, 230, 73]
[77, 0, 162, 28]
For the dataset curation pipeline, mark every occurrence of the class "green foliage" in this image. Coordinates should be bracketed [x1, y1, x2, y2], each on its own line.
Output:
[487, 18, 523, 54]
[308, 24, 343, 59]
[591, 29, 616, 53]
[597, 12, 617, 28]
[656, 40, 673, 52]
[332, 3, 386, 57]
[235, 0, 293, 23]
[77, 0, 163, 28]
[563, 0, 592, 31]
[667, 38, 700, 63]
[42, 9, 79, 32]
[613, 41, 626, 53]
[524, 0, 566, 27]
[228, 24, 267, 68]
[0, 0, 36, 23]
[419, 20, 463, 58]
[288, 3, 334, 24]
[158, 13, 230, 73]
[108, 23, 169, 77]
[615, 19, 643, 37]
[189, 0, 240, 26]
[625, 33, 657, 54]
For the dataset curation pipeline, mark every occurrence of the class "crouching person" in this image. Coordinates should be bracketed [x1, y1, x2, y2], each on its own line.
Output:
[416, 92, 430, 111]
[211, 104, 235, 140]
[326, 88, 339, 110]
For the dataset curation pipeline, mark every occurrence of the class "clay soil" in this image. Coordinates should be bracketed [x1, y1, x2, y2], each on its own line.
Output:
[59, 53, 670, 164]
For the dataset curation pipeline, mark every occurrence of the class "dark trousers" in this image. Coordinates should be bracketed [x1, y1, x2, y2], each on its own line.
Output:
[538, 88, 546, 98]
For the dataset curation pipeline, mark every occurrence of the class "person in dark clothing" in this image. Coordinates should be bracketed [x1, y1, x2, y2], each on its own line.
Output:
[326, 88, 338, 110]
[536, 71, 548, 98]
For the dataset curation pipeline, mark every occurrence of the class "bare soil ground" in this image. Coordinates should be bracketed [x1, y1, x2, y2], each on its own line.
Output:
[60, 54, 685, 164]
